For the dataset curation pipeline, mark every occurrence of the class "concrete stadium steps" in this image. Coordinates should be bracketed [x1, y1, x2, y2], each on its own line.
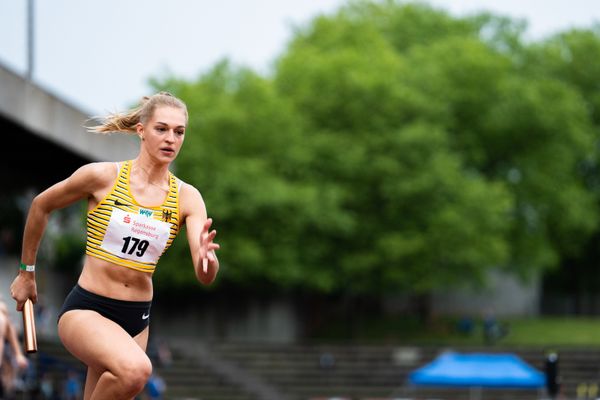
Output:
[210, 345, 405, 395]
[34, 338, 600, 400]
[547, 349, 600, 398]
[209, 343, 600, 400]
[36, 338, 257, 400]
[156, 355, 260, 400]
[395, 387, 545, 400]
[209, 343, 429, 399]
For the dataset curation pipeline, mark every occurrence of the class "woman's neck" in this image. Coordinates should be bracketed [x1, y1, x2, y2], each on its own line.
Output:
[131, 157, 170, 190]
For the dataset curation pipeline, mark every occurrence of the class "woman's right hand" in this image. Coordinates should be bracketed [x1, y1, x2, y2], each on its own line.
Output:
[10, 272, 37, 311]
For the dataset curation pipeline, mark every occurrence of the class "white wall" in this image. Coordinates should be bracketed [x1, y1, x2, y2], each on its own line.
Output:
[431, 269, 541, 317]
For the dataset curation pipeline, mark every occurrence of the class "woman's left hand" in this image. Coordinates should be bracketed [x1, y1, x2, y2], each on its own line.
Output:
[199, 218, 220, 273]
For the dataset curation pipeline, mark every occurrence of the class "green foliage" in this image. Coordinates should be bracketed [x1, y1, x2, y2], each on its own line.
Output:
[52, 233, 85, 275]
[153, 63, 352, 290]
[149, 1, 600, 298]
[518, 27, 600, 304]
[310, 314, 600, 346]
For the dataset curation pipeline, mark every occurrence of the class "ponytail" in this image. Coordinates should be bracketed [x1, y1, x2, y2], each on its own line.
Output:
[88, 91, 188, 135]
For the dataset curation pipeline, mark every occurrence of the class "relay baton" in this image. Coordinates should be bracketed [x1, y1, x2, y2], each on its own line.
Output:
[22, 298, 37, 353]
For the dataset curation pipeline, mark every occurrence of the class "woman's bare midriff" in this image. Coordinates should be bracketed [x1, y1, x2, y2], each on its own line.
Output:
[77, 255, 153, 302]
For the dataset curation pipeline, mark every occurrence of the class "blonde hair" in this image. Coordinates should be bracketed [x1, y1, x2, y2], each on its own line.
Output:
[88, 91, 188, 134]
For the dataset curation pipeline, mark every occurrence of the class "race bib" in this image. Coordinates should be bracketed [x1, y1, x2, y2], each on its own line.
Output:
[101, 208, 171, 264]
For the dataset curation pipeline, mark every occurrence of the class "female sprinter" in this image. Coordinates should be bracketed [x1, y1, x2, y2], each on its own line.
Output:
[10, 91, 220, 399]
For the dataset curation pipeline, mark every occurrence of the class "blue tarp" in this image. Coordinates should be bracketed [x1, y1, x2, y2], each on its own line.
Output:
[409, 352, 546, 388]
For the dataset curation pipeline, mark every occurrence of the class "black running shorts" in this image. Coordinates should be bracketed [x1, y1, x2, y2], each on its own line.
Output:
[58, 284, 152, 337]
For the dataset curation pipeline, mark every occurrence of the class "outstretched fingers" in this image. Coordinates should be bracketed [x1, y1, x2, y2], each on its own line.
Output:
[199, 218, 220, 273]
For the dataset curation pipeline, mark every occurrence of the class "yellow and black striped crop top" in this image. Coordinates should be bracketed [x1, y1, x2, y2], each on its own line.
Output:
[85, 160, 181, 273]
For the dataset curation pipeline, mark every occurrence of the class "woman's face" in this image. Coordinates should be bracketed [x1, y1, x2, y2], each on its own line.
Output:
[137, 106, 186, 162]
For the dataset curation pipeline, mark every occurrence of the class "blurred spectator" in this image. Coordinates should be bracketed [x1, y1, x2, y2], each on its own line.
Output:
[148, 336, 173, 368]
[64, 369, 83, 400]
[456, 315, 475, 336]
[144, 373, 166, 400]
[157, 338, 173, 368]
[545, 351, 560, 399]
[0, 298, 29, 399]
[482, 308, 509, 345]
[40, 372, 55, 400]
[319, 352, 336, 369]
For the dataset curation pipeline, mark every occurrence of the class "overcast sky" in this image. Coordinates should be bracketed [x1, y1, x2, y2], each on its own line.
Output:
[0, 0, 599, 115]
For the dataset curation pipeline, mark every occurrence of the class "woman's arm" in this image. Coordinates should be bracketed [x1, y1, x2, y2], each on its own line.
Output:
[180, 183, 220, 285]
[5, 319, 28, 369]
[11, 162, 115, 310]
[0, 301, 27, 368]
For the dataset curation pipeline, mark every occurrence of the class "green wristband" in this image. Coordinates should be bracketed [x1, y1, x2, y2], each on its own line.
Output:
[19, 262, 35, 272]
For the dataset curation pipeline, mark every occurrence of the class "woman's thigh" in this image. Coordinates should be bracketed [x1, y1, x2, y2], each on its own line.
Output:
[58, 309, 150, 373]
[82, 325, 150, 398]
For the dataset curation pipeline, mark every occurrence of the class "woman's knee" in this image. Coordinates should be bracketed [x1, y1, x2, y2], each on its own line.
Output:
[115, 355, 153, 394]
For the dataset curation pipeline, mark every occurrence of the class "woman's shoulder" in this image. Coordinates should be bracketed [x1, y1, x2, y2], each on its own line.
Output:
[71, 161, 121, 187]
[177, 179, 203, 198]
[177, 180, 206, 215]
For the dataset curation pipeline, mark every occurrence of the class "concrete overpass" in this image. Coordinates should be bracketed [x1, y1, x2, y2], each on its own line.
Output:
[0, 62, 138, 192]
[0, 62, 140, 335]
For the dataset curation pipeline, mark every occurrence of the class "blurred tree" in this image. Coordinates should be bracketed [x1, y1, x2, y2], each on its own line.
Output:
[523, 28, 600, 312]
[275, 10, 513, 297]
[403, 36, 596, 277]
[148, 1, 599, 318]
[526, 28, 600, 126]
[152, 63, 353, 291]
